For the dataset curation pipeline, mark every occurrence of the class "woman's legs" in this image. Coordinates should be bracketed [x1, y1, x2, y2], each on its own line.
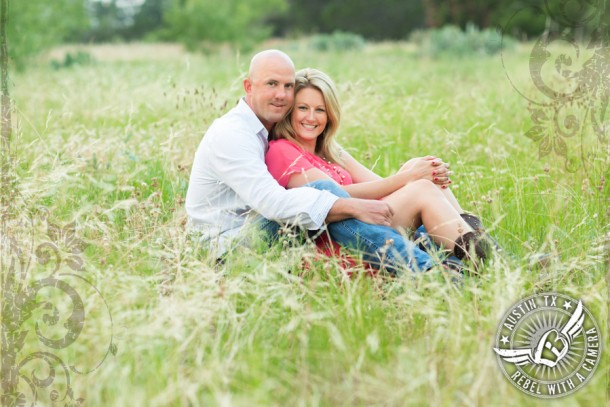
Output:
[437, 186, 504, 256]
[381, 179, 472, 250]
[439, 187, 463, 213]
[304, 179, 436, 274]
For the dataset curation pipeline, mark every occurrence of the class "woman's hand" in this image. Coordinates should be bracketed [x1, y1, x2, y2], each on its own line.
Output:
[398, 155, 452, 187]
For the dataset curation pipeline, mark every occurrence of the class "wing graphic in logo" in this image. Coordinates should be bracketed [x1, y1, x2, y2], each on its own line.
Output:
[494, 300, 584, 368]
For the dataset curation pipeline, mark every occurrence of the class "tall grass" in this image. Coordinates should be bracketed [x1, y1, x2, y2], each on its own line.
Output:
[3, 42, 608, 406]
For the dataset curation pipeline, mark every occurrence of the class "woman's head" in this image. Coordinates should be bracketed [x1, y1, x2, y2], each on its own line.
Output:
[273, 68, 342, 162]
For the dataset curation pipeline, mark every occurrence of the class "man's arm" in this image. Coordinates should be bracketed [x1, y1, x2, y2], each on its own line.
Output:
[204, 126, 338, 228]
[279, 166, 395, 226]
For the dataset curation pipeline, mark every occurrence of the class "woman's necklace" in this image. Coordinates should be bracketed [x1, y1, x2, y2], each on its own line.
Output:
[293, 140, 346, 185]
[320, 156, 346, 185]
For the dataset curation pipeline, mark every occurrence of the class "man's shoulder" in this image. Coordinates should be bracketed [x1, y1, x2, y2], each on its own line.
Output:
[204, 114, 253, 145]
[209, 107, 247, 131]
[207, 101, 261, 138]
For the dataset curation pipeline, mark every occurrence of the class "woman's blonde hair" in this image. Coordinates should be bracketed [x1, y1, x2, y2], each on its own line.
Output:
[273, 68, 342, 163]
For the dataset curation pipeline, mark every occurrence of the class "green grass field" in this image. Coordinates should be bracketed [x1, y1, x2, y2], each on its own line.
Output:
[3, 41, 608, 406]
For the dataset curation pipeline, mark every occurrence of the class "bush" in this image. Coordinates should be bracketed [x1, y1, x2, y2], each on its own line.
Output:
[309, 31, 366, 52]
[413, 24, 515, 57]
[408, 28, 429, 47]
[50, 51, 94, 70]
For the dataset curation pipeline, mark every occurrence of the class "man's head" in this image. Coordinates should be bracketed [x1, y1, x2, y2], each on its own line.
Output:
[244, 49, 295, 131]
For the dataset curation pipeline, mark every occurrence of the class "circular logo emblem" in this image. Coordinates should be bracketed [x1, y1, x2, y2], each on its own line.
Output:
[493, 292, 601, 398]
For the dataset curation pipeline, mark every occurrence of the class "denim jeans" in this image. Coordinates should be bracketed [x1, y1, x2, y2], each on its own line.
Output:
[258, 180, 436, 275]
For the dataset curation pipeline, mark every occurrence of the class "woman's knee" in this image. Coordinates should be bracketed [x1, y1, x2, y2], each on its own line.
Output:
[410, 179, 436, 190]
[304, 179, 350, 198]
[406, 179, 444, 197]
[392, 179, 443, 208]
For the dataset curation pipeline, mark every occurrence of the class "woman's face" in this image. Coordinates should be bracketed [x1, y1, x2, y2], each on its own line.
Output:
[290, 87, 328, 145]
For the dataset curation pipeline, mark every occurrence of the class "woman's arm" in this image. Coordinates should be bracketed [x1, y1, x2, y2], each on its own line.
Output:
[342, 148, 451, 186]
[286, 167, 411, 200]
[342, 172, 412, 199]
[284, 150, 453, 199]
[339, 149, 382, 183]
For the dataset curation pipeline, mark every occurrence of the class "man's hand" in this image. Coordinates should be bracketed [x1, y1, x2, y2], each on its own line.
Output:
[350, 198, 395, 226]
[326, 197, 394, 226]
[398, 155, 452, 186]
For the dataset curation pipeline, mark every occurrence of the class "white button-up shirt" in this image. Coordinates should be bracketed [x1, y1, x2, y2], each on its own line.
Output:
[185, 98, 339, 255]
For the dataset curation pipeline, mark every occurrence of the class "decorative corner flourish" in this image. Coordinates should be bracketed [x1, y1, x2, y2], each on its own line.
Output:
[501, 1, 610, 172]
[1, 211, 115, 406]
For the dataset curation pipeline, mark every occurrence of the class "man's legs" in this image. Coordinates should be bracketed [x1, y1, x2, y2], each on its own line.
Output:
[254, 216, 309, 246]
[305, 180, 436, 275]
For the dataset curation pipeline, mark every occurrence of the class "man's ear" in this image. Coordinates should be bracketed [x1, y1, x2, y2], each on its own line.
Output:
[243, 78, 252, 94]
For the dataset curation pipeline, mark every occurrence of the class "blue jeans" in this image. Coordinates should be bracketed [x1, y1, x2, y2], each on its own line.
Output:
[259, 180, 436, 275]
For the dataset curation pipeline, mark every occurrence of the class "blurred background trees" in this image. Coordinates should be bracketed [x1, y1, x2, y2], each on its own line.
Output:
[8, 0, 88, 68]
[4, 0, 607, 66]
[159, 0, 286, 50]
[271, 0, 426, 40]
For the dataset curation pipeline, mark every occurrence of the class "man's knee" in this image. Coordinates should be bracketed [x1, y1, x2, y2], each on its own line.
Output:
[304, 179, 350, 198]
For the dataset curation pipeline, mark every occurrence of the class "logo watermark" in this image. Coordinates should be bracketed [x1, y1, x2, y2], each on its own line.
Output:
[493, 292, 601, 398]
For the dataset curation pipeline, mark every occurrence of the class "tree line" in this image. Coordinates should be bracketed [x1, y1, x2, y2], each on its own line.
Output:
[7, 0, 608, 66]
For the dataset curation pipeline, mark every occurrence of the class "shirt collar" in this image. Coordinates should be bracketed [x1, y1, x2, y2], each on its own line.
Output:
[236, 98, 269, 141]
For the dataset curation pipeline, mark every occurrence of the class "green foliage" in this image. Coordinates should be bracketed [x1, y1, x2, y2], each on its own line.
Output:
[50, 51, 94, 70]
[276, 0, 425, 40]
[82, 0, 132, 42]
[124, 0, 169, 40]
[5, 0, 605, 57]
[81, 0, 171, 42]
[415, 24, 515, 57]
[276, 0, 601, 41]
[8, 0, 88, 69]
[319, 0, 425, 40]
[161, 0, 287, 51]
[420, 0, 608, 39]
[309, 31, 366, 52]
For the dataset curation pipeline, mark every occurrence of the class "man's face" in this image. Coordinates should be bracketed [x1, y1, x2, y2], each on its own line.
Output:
[244, 60, 295, 130]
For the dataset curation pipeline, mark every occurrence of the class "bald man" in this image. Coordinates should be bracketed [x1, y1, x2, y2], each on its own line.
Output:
[185, 50, 435, 274]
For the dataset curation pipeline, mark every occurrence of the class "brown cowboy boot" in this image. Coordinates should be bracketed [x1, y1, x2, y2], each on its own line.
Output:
[453, 231, 491, 263]
[460, 213, 505, 256]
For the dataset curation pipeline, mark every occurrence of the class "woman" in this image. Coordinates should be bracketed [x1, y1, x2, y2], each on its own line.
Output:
[266, 68, 490, 265]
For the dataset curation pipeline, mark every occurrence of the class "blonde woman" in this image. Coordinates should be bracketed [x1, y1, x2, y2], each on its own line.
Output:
[266, 68, 492, 264]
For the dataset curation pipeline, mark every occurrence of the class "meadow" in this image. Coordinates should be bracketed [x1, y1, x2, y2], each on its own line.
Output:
[3, 40, 608, 406]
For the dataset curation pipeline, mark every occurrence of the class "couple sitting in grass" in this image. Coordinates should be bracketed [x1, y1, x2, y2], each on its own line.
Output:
[266, 67, 495, 271]
[185, 49, 498, 275]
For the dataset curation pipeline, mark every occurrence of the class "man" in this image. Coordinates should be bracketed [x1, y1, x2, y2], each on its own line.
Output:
[185, 49, 435, 274]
